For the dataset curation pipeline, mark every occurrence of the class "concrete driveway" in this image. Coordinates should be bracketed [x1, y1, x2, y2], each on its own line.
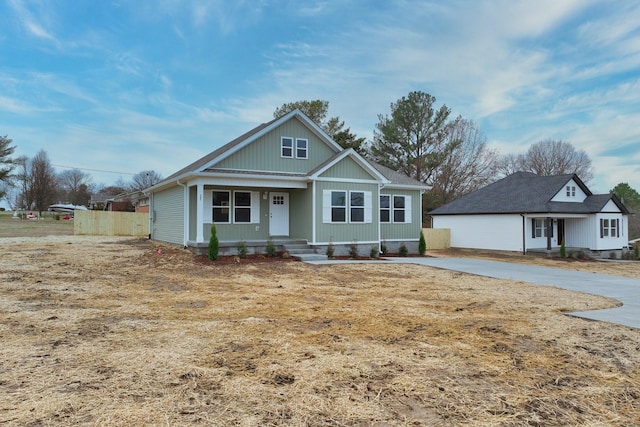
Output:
[308, 257, 640, 329]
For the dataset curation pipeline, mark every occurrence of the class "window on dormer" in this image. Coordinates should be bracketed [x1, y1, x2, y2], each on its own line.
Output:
[566, 185, 576, 197]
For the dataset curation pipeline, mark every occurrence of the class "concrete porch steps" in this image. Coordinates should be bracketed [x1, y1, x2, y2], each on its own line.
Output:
[283, 242, 328, 261]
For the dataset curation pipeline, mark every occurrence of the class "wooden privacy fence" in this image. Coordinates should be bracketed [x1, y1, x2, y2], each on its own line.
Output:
[74, 211, 149, 237]
[422, 228, 450, 250]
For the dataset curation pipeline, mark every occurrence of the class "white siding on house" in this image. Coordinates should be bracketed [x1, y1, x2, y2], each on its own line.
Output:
[433, 214, 524, 252]
[551, 178, 588, 202]
[151, 185, 185, 245]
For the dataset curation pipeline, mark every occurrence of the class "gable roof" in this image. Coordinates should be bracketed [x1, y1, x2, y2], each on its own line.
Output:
[152, 109, 343, 188]
[308, 148, 389, 182]
[430, 171, 629, 215]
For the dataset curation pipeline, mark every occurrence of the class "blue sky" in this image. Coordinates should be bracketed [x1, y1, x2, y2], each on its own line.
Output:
[1, 0, 639, 203]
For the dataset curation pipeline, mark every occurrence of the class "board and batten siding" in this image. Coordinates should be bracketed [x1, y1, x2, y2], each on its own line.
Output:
[152, 185, 185, 245]
[314, 181, 379, 244]
[433, 214, 524, 252]
[214, 118, 336, 174]
[319, 156, 375, 180]
[380, 188, 422, 241]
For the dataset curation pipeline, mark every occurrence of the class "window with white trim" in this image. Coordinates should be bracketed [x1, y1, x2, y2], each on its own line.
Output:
[234, 191, 252, 223]
[350, 191, 365, 223]
[566, 185, 576, 197]
[323, 190, 373, 223]
[380, 195, 391, 223]
[212, 191, 230, 223]
[296, 138, 308, 159]
[533, 218, 546, 238]
[393, 196, 407, 222]
[331, 191, 347, 223]
[281, 137, 293, 158]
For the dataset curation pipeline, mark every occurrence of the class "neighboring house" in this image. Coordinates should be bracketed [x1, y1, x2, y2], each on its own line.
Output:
[430, 172, 630, 256]
[105, 191, 150, 213]
[145, 109, 428, 256]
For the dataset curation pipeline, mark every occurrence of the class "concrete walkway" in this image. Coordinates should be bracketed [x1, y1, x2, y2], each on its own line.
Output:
[307, 257, 640, 329]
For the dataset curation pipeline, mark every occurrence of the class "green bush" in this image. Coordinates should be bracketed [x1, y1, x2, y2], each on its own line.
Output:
[237, 240, 248, 258]
[418, 231, 426, 256]
[326, 242, 335, 258]
[399, 243, 408, 257]
[609, 251, 617, 260]
[559, 240, 566, 258]
[380, 241, 388, 255]
[348, 242, 359, 258]
[266, 238, 276, 257]
[208, 225, 219, 261]
[635, 245, 639, 260]
[370, 245, 378, 259]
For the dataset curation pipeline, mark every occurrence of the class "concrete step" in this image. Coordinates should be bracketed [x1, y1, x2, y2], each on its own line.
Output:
[292, 252, 328, 262]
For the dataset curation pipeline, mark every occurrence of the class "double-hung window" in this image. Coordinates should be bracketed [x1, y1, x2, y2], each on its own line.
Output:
[212, 191, 230, 223]
[533, 218, 545, 238]
[212, 190, 259, 224]
[296, 138, 308, 159]
[330, 191, 347, 222]
[234, 191, 252, 223]
[600, 218, 620, 238]
[323, 190, 372, 223]
[350, 192, 365, 223]
[281, 137, 293, 158]
[380, 195, 391, 223]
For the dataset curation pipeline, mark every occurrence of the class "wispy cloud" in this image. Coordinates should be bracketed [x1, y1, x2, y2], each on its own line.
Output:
[8, 0, 60, 46]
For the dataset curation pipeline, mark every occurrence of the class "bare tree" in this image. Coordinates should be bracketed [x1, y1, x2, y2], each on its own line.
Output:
[427, 117, 500, 209]
[58, 168, 94, 206]
[28, 150, 58, 214]
[0, 135, 16, 201]
[129, 170, 162, 192]
[502, 139, 594, 182]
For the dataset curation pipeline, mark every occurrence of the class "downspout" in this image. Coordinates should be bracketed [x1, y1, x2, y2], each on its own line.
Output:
[520, 214, 526, 255]
[177, 179, 188, 248]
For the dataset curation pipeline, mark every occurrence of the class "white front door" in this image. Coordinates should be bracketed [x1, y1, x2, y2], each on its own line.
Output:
[269, 192, 289, 236]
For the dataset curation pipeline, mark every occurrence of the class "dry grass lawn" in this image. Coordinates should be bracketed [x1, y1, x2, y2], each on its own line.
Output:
[0, 231, 639, 425]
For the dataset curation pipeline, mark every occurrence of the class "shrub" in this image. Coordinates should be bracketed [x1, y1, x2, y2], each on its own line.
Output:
[266, 238, 276, 257]
[380, 241, 388, 255]
[237, 240, 248, 258]
[326, 242, 335, 258]
[399, 243, 408, 257]
[635, 245, 639, 260]
[609, 251, 617, 260]
[370, 245, 379, 259]
[54, 214, 61, 221]
[559, 240, 566, 258]
[418, 231, 426, 256]
[349, 241, 359, 258]
[208, 225, 219, 261]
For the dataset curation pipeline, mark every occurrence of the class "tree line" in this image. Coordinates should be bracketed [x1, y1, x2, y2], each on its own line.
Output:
[0, 136, 162, 214]
[1, 90, 639, 238]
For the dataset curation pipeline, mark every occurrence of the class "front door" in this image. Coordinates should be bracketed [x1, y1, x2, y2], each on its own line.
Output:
[269, 192, 289, 236]
[557, 219, 565, 246]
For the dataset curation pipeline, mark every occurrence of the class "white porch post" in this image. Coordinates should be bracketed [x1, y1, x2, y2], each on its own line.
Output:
[196, 183, 204, 243]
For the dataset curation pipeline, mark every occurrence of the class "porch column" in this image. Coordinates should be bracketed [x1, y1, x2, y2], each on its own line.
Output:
[546, 217, 552, 251]
[196, 183, 204, 243]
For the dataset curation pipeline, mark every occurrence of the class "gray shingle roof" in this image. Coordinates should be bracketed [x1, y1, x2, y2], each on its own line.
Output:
[430, 171, 628, 215]
[371, 162, 427, 187]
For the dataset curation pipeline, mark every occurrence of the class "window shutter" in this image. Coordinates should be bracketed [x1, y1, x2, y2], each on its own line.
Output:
[404, 196, 412, 223]
[532, 219, 536, 239]
[251, 191, 260, 223]
[549, 219, 554, 238]
[616, 219, 620, 237]
[600, 218, 604, 238]
[322, 190, 331, 223]
[364, 191, 372, 223]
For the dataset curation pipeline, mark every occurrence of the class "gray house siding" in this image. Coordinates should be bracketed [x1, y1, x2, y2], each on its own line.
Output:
[214, 118, 336, 174]
[319, 156, 375, 180]
[152, 185, 185, 245]
[289, 188, 313, 241]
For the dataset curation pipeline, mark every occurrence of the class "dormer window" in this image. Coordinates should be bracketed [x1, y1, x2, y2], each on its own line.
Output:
[566, 185, 576, 197]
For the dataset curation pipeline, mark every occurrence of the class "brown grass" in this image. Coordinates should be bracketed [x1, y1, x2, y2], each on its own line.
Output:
[0, 223, 639, 425]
